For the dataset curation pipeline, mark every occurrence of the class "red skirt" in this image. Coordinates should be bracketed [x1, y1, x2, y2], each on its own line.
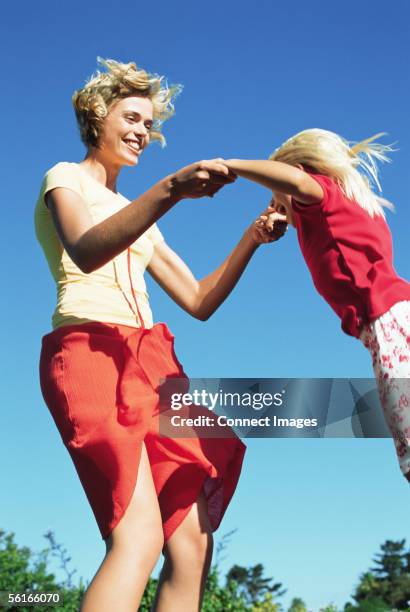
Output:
[39, 321, 246, 541]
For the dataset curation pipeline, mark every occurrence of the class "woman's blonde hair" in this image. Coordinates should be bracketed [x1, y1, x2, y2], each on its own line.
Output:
[72, 57, 182, 148]
[269, 128, 395, 217]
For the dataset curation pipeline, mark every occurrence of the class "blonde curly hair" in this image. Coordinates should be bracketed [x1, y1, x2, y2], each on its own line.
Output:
[270, 129, 395, 218]
[72, 57, 182, 148]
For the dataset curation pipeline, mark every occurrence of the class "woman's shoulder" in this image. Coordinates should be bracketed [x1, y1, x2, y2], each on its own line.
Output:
[36, 162, 83, 213]
[43, 161, 81, 181]
[39, 161, 82, 190]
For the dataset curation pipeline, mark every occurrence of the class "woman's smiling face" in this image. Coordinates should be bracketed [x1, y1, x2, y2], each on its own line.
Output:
[97, 96, 154, 167]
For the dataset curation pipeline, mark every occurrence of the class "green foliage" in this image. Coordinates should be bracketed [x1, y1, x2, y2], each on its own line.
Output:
[372, 541, 409, 581]
[13, 528, 410, 612]
[0, 528, 288, 611]
[251, 592, 282, 611]
[347, 540, 410, 611]
[0, 529, 85, 611]
[226, 563, 286, 605]
[139, 565, 278, 612]
[344, 596, 391, 611]
[139, 576, 158, 611]
[202, 566, 249, 611]
[288, 597, 308, 612]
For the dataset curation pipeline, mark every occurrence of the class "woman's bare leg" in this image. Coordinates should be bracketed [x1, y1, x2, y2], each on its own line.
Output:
[153, 492, 213, 612]
[80, 444, 164, 612]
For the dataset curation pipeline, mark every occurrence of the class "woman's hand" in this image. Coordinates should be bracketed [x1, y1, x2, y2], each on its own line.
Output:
[170, 159, 236, 201]
[247, 206, 288, 245]
[148, 205, 287, 321]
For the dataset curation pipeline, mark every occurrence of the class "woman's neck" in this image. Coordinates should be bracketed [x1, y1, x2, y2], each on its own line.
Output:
[80, 150, 121, 193]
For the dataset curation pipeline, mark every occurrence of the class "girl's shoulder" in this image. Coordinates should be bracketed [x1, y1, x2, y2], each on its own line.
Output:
[292, 172, 341, 215]
[307, 172, 352, 208]
[307, 172, 340, 193]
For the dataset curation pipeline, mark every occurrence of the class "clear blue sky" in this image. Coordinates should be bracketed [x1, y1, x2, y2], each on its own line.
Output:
[1, 1, 410, 609]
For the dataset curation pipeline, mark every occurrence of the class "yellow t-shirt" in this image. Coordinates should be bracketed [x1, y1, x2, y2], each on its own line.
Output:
[34, 162, 164, 330]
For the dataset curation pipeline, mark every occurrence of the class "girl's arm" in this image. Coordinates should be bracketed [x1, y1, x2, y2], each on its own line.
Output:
[225, 159, 323, 204]
[45, 160, 235, 274]
[147, 211, 287, 321]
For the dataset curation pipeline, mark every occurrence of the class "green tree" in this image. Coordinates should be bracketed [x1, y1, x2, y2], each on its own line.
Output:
[344, 596, 390, 612]
[288, 597, 308, 612]
[346, 540, 410, 611]
[0, 529, 85, 611]
[372, 540, 408, 581]
[226, 563, 286, 606]
[0, 527, 294, 611]
[251, 592, 281, 611]
[202, 565, 249, 612]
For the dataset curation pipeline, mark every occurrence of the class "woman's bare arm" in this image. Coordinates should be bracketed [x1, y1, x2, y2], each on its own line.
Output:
[148, 212, 287, 320]
[46, 160, 235, 273]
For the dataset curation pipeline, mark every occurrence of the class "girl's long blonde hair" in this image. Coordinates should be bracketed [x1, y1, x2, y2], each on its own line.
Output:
[72, 57, 182, 149]
[269, 128, 395, 217]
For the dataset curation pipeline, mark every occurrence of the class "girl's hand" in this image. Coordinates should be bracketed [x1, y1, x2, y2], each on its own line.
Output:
[248, 206, 288, 245]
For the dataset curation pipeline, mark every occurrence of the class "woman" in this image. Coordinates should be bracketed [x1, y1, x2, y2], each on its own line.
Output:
[35, 58, 286, 611]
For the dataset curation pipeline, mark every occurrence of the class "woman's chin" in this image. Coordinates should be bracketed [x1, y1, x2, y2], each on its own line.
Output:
[122, 155, 140, 168]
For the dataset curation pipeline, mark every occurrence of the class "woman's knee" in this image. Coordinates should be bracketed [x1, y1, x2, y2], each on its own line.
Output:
[106, 519, 164, 559]
[105, 443, 164, 558]
[164, 530, 213, 578]
[188, 529, 214, 567]
[164, 498, 214, 571]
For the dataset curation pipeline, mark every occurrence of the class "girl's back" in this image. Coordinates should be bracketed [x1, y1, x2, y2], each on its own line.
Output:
[291, 172, 410, 337]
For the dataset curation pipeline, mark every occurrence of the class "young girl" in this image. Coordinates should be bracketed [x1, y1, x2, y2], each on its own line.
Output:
[225, 129, 410, 481]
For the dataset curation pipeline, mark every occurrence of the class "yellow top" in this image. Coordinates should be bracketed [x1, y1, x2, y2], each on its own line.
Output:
[34, 162, 164, 330]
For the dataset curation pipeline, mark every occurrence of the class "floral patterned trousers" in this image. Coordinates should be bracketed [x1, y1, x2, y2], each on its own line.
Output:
[360, 301, 410, 477]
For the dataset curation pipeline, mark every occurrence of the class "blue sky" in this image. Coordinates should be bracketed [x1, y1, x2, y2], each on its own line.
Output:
[1, 0, 410, 609]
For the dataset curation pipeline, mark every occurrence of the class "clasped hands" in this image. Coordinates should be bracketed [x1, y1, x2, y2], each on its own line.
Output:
[170, 158, 288, 245]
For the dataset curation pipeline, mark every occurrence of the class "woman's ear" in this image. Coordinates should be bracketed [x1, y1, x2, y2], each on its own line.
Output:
[296, 163, 304, 171]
